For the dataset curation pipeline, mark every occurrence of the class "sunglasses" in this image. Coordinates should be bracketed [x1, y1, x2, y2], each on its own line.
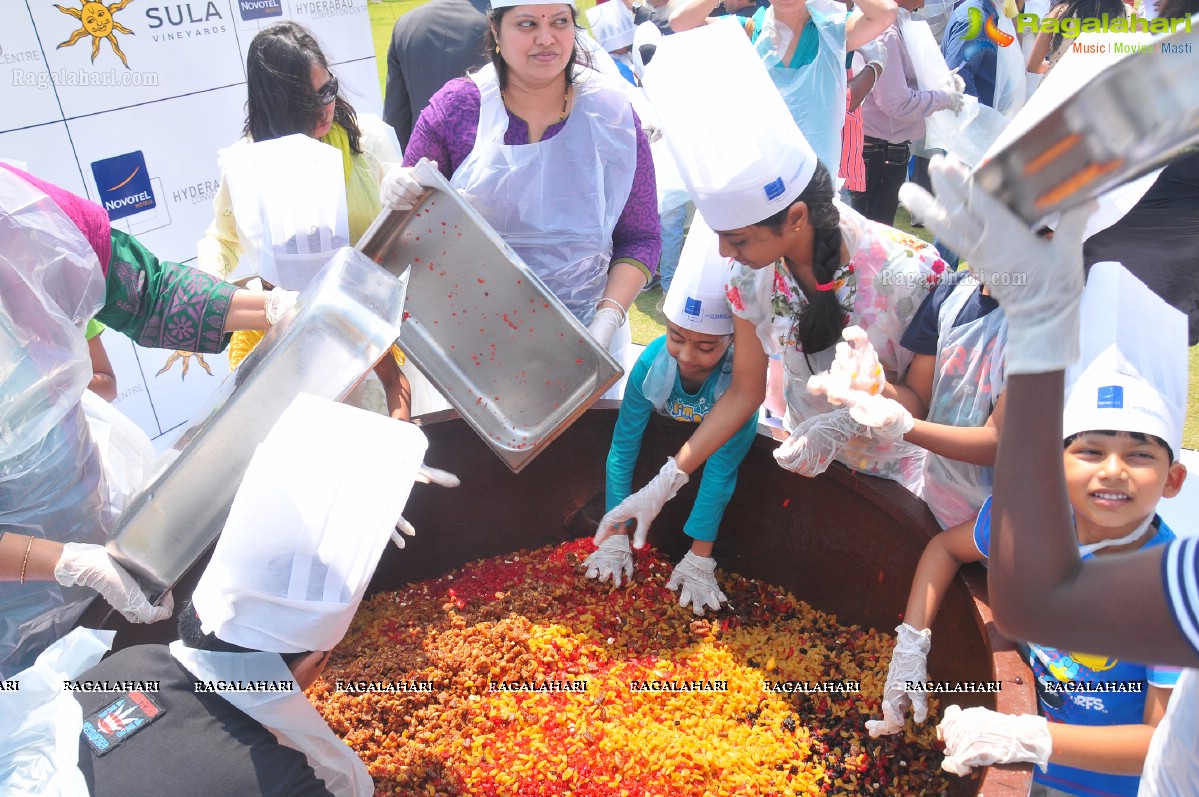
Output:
[316, 74, 338, 106]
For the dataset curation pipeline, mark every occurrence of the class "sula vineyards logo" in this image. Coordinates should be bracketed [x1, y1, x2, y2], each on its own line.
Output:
[962, 6, 1016, 46]
[54, 0, 135, 68]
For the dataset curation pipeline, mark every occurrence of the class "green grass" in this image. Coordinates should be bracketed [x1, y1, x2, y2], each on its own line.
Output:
[367, 6, 1196, 450]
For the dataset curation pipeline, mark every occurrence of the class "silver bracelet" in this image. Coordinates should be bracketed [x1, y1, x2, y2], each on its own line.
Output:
[596, 297, 627, 325]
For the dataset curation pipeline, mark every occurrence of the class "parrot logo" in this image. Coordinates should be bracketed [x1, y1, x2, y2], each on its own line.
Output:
[963, 6, 1016, 46]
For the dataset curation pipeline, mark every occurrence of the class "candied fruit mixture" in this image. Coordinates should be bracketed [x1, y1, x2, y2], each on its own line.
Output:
[308, 539, 952, 796]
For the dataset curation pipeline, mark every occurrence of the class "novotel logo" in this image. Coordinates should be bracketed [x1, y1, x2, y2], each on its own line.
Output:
[91, 150, 157, 221]
[238, 0, 282, 21]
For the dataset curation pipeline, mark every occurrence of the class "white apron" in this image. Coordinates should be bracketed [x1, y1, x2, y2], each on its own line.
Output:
[754, 1, 848, 178]
[170, 643, 372, 797]
[920, 277, 1007, 528]
[452, 63, 637, 327]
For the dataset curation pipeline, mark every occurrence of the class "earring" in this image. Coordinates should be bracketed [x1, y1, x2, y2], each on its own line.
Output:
[496, 45, 501, 55]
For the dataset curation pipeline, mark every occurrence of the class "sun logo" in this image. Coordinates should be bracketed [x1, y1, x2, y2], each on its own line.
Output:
[54, 0, 135, 69]
[157, 350, 213, 380]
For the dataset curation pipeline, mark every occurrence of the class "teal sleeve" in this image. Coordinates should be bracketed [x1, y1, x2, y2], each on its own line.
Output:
[605, 338, 663, 512]
[682, 411, 758, 542]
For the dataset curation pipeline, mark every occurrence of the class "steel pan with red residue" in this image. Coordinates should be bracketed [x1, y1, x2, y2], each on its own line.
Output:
[357, 158, 623, 473]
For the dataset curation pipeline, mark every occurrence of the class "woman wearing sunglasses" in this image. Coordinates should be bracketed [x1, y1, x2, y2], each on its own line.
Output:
[197, 21, 414, 419]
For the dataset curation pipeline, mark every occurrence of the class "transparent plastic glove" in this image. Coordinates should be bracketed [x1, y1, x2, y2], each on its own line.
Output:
[666, 552, 727, 616]
[847, 394, 914, 440]
[54, 543, 173, 624]
[264, 287, 298, 327]
[380, 164, 431, 211]
[773, 408, 863, 477]
[391, 517, 416, 549]
[806, 326, 887, 406]
[866, 623, 932, 737]
[416, 464, 460, 488]
[857, 39, 887, 70]
[898, 155, 1095, 374]
[594, 458, 689, 549]
[937, 705, 1052, 776]
[392, 463, 461, 547]
[583, 534, 634, 586]
[942, 72, 966, 114]
[587, 306, 624, 350]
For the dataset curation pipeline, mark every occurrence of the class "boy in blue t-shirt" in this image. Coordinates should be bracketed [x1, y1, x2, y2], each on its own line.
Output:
[583, 255, 757, 616]
[869, 360, 1186, 796]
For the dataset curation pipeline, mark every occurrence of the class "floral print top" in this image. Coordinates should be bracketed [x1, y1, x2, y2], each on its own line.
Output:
[725, 202, 947, 487]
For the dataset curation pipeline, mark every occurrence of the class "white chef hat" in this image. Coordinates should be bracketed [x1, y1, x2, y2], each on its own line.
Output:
[662, 212, 734, 335]
[192, 394, 428, 653]
[642, 18, 817, 231]
[1063, 262, 1186, 458]
[491, 0, 576, 9]
[587, 0, 636, 51]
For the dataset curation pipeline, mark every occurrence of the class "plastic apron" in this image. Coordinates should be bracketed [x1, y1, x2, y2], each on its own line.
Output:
[170, 642, 372, 797]
[1, 171, 109, 678]
[776, 213, 927, 493]
[920, 277, 1007, 529]
[218, 134, 350, 292]
[754, 1, 848, 178]
[452, 63, 637, 328]
[0, 627, 115, 795]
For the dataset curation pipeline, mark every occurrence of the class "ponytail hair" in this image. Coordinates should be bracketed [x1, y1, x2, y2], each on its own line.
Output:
[756, 162, 845, 356]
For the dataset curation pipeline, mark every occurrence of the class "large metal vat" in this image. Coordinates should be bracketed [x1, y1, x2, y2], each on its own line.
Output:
[79, 406, 1035, 796]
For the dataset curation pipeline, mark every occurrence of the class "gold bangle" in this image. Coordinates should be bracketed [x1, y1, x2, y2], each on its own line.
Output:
[19, 535, 34, 586]
[596, 297, 627, 325]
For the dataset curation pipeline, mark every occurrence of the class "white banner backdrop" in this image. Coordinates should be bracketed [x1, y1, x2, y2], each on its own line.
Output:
[2, 0, 380, 447]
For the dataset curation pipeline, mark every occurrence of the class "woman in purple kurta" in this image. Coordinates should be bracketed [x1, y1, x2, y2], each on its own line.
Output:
[404, 78, 661, 282]
[396, 0, 659, 368]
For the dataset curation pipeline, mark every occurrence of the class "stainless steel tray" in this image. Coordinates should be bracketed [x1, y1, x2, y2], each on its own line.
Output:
[975, 25, 1199, 224]
[357, 159, 623, 473]
[107, 248, 409, 600]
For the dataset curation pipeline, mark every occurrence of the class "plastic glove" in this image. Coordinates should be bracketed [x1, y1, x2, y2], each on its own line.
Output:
[773, 408, 863, 477]
[264, 286, 298, 327]
[55, 543, 173, 624]
[391, 463, 461, 548]
[583, 534, 635, 586]
[416, 464, 460, 488]
[941, 71, 966, 114]
[899, 155, 1094, 374]
[666, 552, 727, 616]
[594, 458, 689, 549]
[847, 394, 914, 440]
[587, 306, 624, 350]
[806, 326, 887, 406]
[380, 164, 430, 211]
[865, 623, 932, 737]
[856, 39, 887, 70]
[391, 517, 416, 549]
[937, 705, 1052, 776]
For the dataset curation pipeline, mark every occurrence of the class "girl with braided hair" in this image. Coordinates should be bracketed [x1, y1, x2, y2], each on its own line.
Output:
[593, 22, 939, 556]
[722, 160, 946, 491]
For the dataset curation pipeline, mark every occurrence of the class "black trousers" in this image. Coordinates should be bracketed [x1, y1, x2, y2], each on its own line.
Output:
[852, 136, 911, 226]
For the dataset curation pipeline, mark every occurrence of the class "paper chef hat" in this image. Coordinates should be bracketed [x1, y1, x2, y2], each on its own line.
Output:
[662, 212, 734, 335]
[642, 18, 817, 231]
[491, 0, 575, 9]
[587, 0, 636, 52]
[1063, 262, 1186, 457]
[192, 394, 428, 653]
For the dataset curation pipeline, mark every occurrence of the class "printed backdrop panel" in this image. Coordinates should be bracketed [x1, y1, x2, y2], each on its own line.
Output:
[6, 0, 377, 447]
[0, 125, 87, 194]
[3, 7, 63, 129]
